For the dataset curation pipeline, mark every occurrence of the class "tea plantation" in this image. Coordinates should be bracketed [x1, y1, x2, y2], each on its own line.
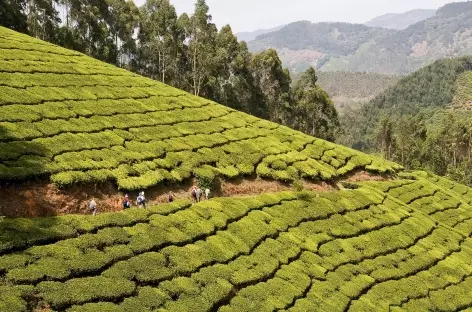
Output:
[3, 26, 472, 312]
[3, 175, 472, 311]
[0, 26, 400, 190]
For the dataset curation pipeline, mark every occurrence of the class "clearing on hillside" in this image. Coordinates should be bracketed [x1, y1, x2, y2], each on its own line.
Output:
[451, 71, 472, 110]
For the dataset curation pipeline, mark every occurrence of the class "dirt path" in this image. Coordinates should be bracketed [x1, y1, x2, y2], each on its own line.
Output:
[0, 171, 391, 218]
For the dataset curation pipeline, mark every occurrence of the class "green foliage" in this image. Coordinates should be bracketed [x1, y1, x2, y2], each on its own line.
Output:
[292, 179, 304, 193]
[340, 55, 472, 188]
[0, 0, 27, 33]
[341, 56, 472, 150]
[1, 184, 472, 310]
[291, 67, 340, 142]
[0, 26, 400, 191]
[37, 277, 135, 309]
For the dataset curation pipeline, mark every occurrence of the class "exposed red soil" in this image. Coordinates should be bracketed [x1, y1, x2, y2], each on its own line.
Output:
[0, 171, 392, 218]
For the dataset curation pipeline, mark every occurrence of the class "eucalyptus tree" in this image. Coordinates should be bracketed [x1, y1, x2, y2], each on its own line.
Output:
[292, 67, 340, 142]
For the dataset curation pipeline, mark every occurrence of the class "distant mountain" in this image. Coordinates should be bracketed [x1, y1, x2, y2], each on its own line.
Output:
[248, 1, 472, 75]
[235, 25, 286, 42]
[365, 9, 436, 30]
[248, 21, 394, 71]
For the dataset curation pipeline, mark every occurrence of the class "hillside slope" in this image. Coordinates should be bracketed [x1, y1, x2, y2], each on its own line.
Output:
[451, 71, 472, 110]
[365, 9, 436, 30]
[248, 21, 393, 72]
[0, 26, 399, 195]
[4, 26, 472, 312]
[248, 2, 472, 74]
[316, 72, 400, 112]
[4, 172, 472, 311]
[340, 56, 472, 150]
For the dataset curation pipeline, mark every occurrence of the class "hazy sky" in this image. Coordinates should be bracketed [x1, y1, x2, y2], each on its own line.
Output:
[132, 0, 457, 33]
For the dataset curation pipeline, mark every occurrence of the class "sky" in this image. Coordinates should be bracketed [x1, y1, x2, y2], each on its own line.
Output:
[132, 0, 457, 33]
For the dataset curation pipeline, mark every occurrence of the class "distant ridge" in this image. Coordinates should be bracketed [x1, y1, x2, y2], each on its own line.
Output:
[365, 9, 436, 30]
[236, 24, 286, 42]
[248, 1, 472, 74]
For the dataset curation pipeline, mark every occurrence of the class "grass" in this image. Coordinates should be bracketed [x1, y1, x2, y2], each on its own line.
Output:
[0, 26, 401, 191]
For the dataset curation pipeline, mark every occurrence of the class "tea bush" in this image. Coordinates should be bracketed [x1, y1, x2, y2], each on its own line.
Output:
[0, 26, 401, 190]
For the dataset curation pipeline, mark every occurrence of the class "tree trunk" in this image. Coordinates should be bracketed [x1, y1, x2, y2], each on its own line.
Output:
[66, 2, 69, 29]
[193, 46, 198, 96]
[162, 52, 165, 83]
[401, 145, 404, 164]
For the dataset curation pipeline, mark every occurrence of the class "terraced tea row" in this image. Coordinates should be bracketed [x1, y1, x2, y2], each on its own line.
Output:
[0, 26, 400, 190]
[362, 172, 472, 236]
[2, 187, 472, 311]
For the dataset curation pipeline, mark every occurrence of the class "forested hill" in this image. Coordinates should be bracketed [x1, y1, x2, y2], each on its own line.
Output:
[340, 56, 472, 185]
[248, 22, 393, 72]
[248, 1, 472, 74]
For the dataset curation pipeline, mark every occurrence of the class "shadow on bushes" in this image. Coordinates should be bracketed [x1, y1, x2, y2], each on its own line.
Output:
[0, 124, 53, 217]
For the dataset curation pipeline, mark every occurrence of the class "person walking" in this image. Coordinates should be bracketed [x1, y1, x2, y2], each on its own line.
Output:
[196, 187, 203, 202]
[137, 192, 146, 208]
[205, 188, 210, 200]
[89, 198, 97, 216]
[122, 194, 131, 209]
[191, 186, 197, 203]
[168, 192, 174, 203]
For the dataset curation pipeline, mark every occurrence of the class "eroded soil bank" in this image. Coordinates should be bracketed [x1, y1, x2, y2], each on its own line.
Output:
[0, 171, 391, 218]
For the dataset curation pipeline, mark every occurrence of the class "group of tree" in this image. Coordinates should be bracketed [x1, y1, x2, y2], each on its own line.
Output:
[0, 0, 339, 142]
[374, 111, 472, 186]
[340, 56, 472, 186]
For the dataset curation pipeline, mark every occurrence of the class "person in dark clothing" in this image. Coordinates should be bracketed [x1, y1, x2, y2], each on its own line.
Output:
[191, 186, 197, 203]
[122, 194, 131, 209]
[168, 192, 174, 203]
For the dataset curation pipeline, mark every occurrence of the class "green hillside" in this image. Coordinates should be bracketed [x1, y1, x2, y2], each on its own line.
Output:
[340, 56, 472, 150]
[4, 25, 472, 312]
[4, 173, 472, 311]
[248, 2, 472, 74]
[340, 56, 472, 187]
[0, 26, 399, 191]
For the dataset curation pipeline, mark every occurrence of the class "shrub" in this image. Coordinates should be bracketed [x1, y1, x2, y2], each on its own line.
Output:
[0, 285, 34, 312]
[68, 302, 124, 312]
[194, 166, 217, 189]
[37, 277, 136, 309]
[120, 287, 169, 311]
